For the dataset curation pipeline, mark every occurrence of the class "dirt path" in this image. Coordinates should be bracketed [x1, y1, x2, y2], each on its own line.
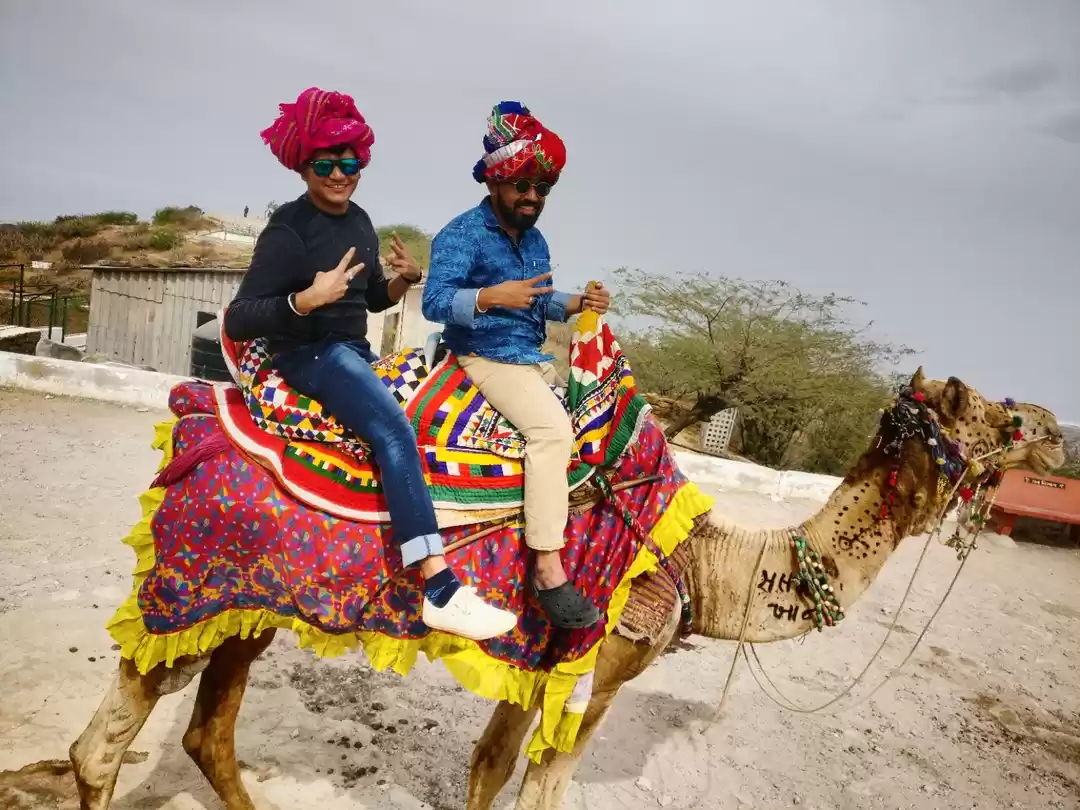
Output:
[1, 388, 1079, 809]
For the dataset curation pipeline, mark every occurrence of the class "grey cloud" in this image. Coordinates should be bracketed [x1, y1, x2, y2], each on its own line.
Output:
[934, 59, 1067, 107]
[1041, 109, 1080, 144]
[969, 59, 1062, 97]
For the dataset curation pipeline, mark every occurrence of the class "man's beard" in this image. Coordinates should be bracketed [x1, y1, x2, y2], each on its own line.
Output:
[495, 195, 542, 231]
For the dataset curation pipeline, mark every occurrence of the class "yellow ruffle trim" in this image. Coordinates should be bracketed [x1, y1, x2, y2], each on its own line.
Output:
[107, 418, 714, 761]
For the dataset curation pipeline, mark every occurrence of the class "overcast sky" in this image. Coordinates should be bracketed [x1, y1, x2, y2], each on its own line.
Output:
[2, 0, 1077, 420]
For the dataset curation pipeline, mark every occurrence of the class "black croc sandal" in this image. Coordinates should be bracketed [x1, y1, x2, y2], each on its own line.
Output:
[531, 580, 602, 629]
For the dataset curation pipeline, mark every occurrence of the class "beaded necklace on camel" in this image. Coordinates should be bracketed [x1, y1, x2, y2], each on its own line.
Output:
[791, 386, 1024, 631]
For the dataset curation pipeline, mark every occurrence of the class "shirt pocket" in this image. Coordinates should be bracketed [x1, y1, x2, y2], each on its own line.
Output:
[527, 256, 552, 301]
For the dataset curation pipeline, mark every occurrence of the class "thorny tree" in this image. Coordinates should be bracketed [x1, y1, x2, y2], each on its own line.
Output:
[611, 268, 914, 473]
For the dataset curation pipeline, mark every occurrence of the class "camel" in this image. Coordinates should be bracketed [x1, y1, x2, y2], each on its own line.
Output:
[66, 369, 1064, 810]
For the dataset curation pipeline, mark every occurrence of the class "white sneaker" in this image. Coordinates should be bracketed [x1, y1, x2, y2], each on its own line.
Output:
[422, 586, 518, 641]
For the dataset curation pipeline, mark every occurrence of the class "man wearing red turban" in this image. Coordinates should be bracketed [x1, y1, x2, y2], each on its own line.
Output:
[423, 102, 612, 629]
[225, 88, 518, 642]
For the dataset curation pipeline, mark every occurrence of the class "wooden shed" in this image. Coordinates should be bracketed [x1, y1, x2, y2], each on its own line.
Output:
[83, 264, 439, 376]
[85, 265, 244, 374]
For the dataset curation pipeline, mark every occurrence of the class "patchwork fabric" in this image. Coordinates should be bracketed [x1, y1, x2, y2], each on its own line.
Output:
[214, 311, 649, 521]
[107, 385, 714, 759]
[226, 334, 430, 454]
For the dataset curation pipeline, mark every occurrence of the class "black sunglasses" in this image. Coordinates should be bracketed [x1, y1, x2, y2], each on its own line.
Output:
[310, 158, 362, 177]
[510, 178, 552, 197]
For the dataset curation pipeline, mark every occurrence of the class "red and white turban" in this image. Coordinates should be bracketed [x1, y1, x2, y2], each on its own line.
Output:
[472, 101, 566, 184]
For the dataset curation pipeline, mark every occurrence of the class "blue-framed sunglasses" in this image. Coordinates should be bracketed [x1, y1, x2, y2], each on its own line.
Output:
[309, 158, 362, 177]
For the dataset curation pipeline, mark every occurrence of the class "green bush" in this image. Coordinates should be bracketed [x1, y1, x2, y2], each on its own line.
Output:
[91, 210, 139, 226]
[153, 206, 206, 229]
[149, 228, 184, 250]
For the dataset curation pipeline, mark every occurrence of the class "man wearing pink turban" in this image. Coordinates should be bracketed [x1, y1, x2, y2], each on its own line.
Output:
[423, 102, 612, 629]
[224, 88, 517, 642]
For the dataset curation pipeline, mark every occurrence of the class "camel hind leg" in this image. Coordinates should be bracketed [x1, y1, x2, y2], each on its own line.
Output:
[181, 630, 276, 810]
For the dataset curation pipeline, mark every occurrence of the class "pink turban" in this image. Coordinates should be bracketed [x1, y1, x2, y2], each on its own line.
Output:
[260, 87, 375, 172]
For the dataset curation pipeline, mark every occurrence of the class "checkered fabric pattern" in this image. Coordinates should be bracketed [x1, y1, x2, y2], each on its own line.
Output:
[235, 339, 430, 449]
[373, 350, 429, 405]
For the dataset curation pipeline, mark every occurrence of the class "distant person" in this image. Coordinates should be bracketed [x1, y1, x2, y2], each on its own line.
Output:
[422, 101, 611, 629]
[223, 87, 517, 642]
[243, 205, 249, 218]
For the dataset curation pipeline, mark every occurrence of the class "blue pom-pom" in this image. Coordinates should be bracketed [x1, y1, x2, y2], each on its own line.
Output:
[495, 100, 530, 116]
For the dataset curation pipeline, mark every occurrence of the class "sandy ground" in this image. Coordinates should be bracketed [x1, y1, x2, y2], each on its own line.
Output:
[1, 387, 1079, 810]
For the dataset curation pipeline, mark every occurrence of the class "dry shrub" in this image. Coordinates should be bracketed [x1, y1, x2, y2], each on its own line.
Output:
[60, 239, 112, 265]
[0, 227, 53, 261]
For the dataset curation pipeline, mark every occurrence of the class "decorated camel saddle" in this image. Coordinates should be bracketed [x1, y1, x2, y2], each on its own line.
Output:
[107, 311, 713, 759]
[212, 312, 649, 523]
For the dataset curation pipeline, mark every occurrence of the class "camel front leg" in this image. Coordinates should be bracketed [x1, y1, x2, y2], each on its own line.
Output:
[513, 684, 619, 810]
[70, 658, 169, 810]
[181, 630, 276, 810]
[514, 627, 677, 810]
[467, 700, 540, 810]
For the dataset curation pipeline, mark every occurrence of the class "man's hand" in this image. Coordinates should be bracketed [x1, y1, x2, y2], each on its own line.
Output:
[294, 247, 364, 314]
[581, 281, 610, 314]
[384, 232, 423, 283]
[477, 272, 554, 311]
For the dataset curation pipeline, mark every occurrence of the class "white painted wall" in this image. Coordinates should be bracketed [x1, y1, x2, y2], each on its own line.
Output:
[673, 450, 841, 503]
[0, 352, 188, 410]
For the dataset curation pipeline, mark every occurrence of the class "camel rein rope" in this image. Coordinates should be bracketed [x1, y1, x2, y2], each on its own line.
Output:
[702, 429, 1046, 729]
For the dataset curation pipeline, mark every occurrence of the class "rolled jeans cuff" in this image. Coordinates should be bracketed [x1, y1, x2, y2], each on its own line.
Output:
[400, 532, 445, 567]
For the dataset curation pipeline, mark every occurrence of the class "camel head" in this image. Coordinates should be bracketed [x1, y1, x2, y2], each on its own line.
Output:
[911, 369, 1064, 475]
[868, 369, 1065, 538]
[685, 369, 1064, 643]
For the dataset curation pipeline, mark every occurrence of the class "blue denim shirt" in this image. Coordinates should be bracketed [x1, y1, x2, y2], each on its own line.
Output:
[422, 199, 574, 365]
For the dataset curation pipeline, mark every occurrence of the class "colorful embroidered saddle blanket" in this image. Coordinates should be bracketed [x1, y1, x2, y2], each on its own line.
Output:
[216, 311, 650, 522]
[108, 380, 714, 761]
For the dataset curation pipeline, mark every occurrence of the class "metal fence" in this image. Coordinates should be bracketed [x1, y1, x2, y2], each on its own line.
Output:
[0, 263, 89, 342]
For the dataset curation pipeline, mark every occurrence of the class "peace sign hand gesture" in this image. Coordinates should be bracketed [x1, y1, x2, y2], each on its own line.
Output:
[295, 247, 364, 314]
[384, 232, 423, 284]
[478, 272, 555, 311]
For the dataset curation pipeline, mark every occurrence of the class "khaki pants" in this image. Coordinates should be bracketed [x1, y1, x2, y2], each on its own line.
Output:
[458, 356, 573, 552]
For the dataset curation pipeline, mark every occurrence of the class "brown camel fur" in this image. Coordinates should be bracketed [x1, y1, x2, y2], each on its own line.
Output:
[65, 371, 1064, 810]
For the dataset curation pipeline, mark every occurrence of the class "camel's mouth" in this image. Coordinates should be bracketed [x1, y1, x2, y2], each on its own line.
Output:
[1027, 438, 1066, 475]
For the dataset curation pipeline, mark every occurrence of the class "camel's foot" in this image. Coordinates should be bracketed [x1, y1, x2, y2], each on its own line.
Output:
[70, 658, 167, 810]
[181, 631, 276, 810]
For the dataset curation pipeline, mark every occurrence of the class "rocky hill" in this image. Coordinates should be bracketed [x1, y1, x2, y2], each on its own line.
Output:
[0, 207, 254, 295]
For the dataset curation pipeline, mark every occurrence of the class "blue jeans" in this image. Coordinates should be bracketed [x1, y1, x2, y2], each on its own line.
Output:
[273, 339, 443, 567]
